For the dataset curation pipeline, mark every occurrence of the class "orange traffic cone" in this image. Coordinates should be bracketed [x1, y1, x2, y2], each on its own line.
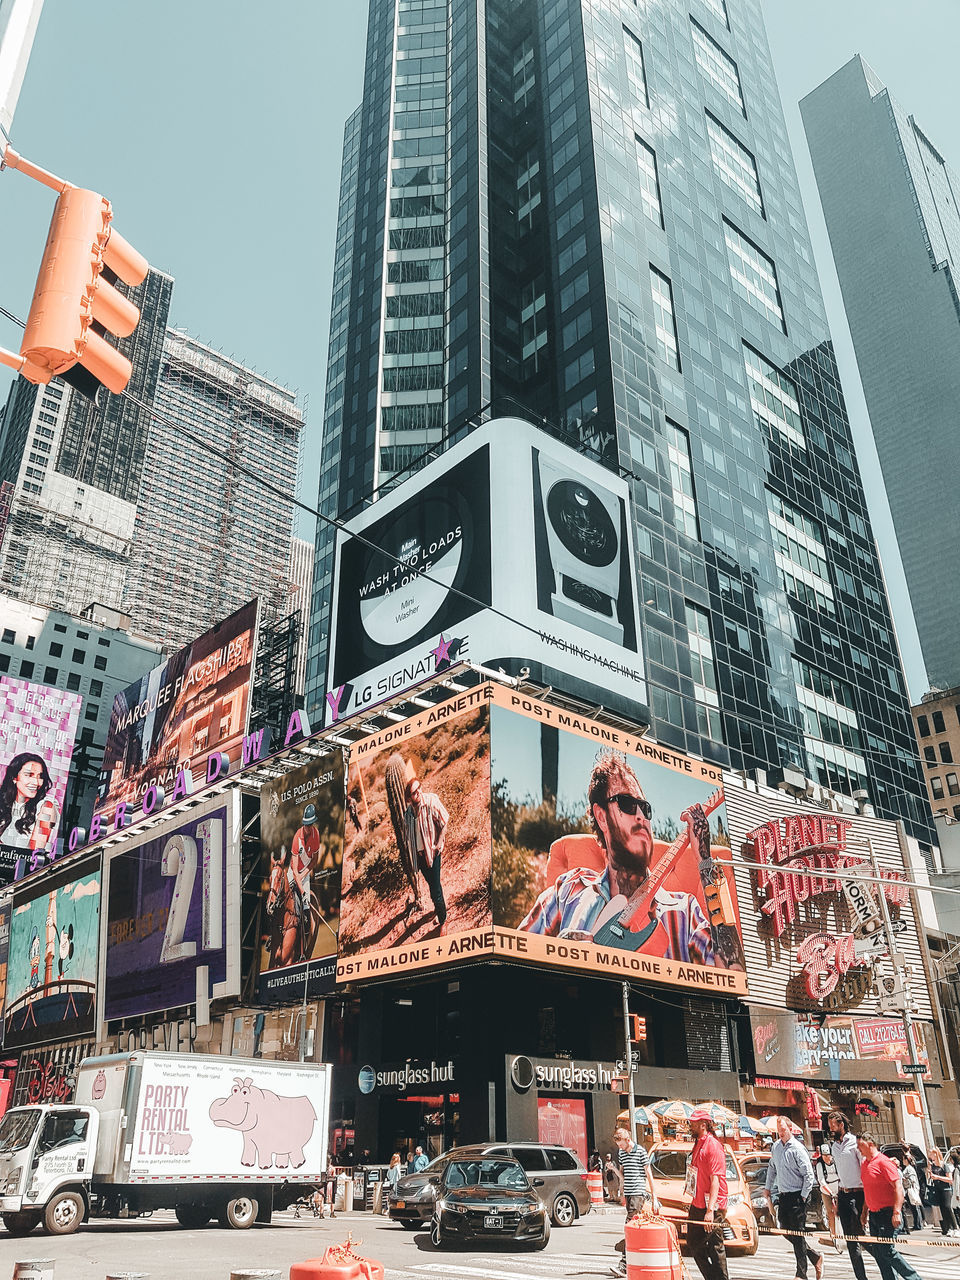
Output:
[624, 1214, 683, 1280]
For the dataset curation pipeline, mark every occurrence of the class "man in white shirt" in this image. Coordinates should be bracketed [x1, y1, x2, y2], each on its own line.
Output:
[827, 1110, 869, 1280]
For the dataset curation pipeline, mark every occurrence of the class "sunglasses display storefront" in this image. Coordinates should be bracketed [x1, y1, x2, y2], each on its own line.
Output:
[328, 964, 745, 1163]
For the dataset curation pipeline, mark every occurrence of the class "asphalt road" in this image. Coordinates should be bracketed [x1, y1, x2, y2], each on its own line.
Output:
[0, 1209, 958, 1280]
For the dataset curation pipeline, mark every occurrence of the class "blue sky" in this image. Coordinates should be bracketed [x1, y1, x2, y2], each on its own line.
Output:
[2, 1, 957, 699]
[491, 704, 722, 842]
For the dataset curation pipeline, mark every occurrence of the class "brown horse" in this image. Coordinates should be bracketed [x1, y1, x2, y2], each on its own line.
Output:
[266, 853, 320, 967]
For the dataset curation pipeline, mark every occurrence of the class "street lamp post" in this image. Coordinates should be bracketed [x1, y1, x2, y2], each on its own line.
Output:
[622, 981, 637, 1144]
[867, 840, 935, 1152]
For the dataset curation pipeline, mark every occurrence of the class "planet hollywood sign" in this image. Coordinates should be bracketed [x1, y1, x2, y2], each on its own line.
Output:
[745, 813, 908, 1003]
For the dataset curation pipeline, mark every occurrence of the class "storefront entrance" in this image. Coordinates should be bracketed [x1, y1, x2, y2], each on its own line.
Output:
[380, 1091, 460, 1162]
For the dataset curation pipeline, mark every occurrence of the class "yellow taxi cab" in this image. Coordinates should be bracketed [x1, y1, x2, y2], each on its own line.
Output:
[647, 1141, 758, 1256]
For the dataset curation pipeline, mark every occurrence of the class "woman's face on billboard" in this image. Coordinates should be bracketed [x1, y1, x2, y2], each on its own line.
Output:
[15, 760, 45, 802]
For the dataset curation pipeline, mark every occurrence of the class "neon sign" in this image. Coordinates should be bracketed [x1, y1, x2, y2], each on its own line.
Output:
[795, 932, 870, 1000]
[745, 815, 907, 937]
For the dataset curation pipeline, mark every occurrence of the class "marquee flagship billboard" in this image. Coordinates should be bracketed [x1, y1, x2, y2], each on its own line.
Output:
[97, 600, 258, 815]
[326, 418, 645, 723]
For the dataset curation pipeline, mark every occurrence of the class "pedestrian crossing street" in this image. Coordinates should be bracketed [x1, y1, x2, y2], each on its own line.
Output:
[380, 1237, 960, 1279]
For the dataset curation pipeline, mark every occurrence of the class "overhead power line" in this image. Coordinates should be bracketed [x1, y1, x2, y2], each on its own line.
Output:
[0, 301, 935, 817]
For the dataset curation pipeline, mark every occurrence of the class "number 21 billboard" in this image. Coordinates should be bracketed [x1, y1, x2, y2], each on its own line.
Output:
[102, 792, 241, 1020]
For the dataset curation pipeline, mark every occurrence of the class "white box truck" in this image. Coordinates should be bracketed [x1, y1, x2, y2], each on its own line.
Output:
[0, 1051, 331, 1236]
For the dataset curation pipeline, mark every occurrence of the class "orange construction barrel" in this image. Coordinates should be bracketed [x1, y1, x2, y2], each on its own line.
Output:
[587, 1170, 604, 1208]
[624, 1215, 683, 1280]
[290, 1243, 385, 1280]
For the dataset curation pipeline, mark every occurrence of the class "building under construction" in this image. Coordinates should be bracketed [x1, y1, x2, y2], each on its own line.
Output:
[0, 277, 306, 665]
[122, 330, 304, 652]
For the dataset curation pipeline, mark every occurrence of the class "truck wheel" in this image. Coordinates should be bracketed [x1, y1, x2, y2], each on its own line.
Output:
[175, 1203, 211, 1228]
[2, 1211, 39, 1236]
[218, 1196, 258, 1229]
[43, 1191, 84, 1235]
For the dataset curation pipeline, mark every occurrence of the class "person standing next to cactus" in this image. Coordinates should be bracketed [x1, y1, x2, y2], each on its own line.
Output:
[404, 778, 449, 929]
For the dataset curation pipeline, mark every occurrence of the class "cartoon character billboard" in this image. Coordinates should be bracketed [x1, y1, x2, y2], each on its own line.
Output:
[97, 599, 258, 815]
[102, 1056, 331, 1182]
[0, 676, 82, 884]
[103, 792, 241, 1020]
[4, 858, 100, 1049]
[258, 750, 345, 1002]
[491, 688, 747, 995]
[336, 688, 493, 983]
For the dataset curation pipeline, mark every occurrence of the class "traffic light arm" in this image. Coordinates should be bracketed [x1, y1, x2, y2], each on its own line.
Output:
[1, 145, 148, 394]
[1, 143, 71, 192]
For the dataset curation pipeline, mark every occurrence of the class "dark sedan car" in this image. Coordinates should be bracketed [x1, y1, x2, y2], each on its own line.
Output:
[432, 1156, 550, 1250]
[387, 1155, 448, 1228]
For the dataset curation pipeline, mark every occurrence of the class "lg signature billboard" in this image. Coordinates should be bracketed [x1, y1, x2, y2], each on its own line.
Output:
[0, 676, 82, 884]
[102, 791, 241, 1021]
[326, 418, 645, 725]
[97, 600, 258, 815]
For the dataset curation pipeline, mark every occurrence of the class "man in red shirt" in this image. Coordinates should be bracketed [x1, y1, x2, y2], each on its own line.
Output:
[857, 1133, 923, 1280]
[687, 1107, 728, 1280]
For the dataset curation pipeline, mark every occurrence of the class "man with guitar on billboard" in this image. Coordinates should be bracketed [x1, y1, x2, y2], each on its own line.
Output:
[519, 751, 742, 971]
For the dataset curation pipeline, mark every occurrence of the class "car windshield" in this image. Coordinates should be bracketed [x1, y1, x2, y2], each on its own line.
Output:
[0, 1109, 40, 1154]
[650, 1149, 740, 1185]
[444, 1159, 529, 1191]
[650, 1150, 689, 1179]
[741, 1160, 768, 1187]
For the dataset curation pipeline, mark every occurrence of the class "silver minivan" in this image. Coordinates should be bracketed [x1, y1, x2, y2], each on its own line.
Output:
[455, 1141, 591, 1226]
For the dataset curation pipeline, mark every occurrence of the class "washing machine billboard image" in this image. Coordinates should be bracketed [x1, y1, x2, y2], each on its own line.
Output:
[326, 418, 645, 723]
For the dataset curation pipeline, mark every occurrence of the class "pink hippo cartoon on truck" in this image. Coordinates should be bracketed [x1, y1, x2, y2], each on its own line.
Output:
[209, 1077, 317, 1169]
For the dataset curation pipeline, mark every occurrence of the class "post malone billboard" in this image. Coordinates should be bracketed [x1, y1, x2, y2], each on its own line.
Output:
[336, 683, 747, 997]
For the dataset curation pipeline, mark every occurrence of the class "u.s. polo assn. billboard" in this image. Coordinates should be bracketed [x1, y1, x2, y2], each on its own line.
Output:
[326, 418, 646, 724]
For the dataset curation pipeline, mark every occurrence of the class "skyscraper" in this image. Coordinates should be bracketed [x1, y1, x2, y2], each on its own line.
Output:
[800, 56, 960, 693]
[121, 330, 304, 651]
[308, 0, 930, 839]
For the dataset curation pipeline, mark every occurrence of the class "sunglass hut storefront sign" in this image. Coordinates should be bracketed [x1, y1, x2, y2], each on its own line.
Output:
[745, 813, 908, 1010]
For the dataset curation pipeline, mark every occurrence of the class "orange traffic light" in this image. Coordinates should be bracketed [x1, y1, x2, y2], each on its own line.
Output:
[704, 870, 736, 927]
[20, 187, 148, 392]
[0, 147, 148, 398]
[628, 1014, 646, 1042]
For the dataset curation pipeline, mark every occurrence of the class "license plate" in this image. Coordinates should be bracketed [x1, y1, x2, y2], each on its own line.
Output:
[394, 1201, 404, 1209]
[484, 1214, 503, 1229]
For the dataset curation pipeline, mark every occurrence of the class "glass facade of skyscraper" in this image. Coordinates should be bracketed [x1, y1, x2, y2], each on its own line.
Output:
[802, 56, 960, 694]
[307, 0, 930, 839]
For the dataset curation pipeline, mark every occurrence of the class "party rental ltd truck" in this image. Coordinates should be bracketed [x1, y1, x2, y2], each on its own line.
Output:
[0, 1051, 331, 1236]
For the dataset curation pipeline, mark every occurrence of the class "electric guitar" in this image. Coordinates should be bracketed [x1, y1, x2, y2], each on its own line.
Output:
[592, 789, 725, 952]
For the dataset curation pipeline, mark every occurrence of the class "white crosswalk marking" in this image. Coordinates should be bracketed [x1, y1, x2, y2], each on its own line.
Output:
[386, 1239, 960, 1280]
